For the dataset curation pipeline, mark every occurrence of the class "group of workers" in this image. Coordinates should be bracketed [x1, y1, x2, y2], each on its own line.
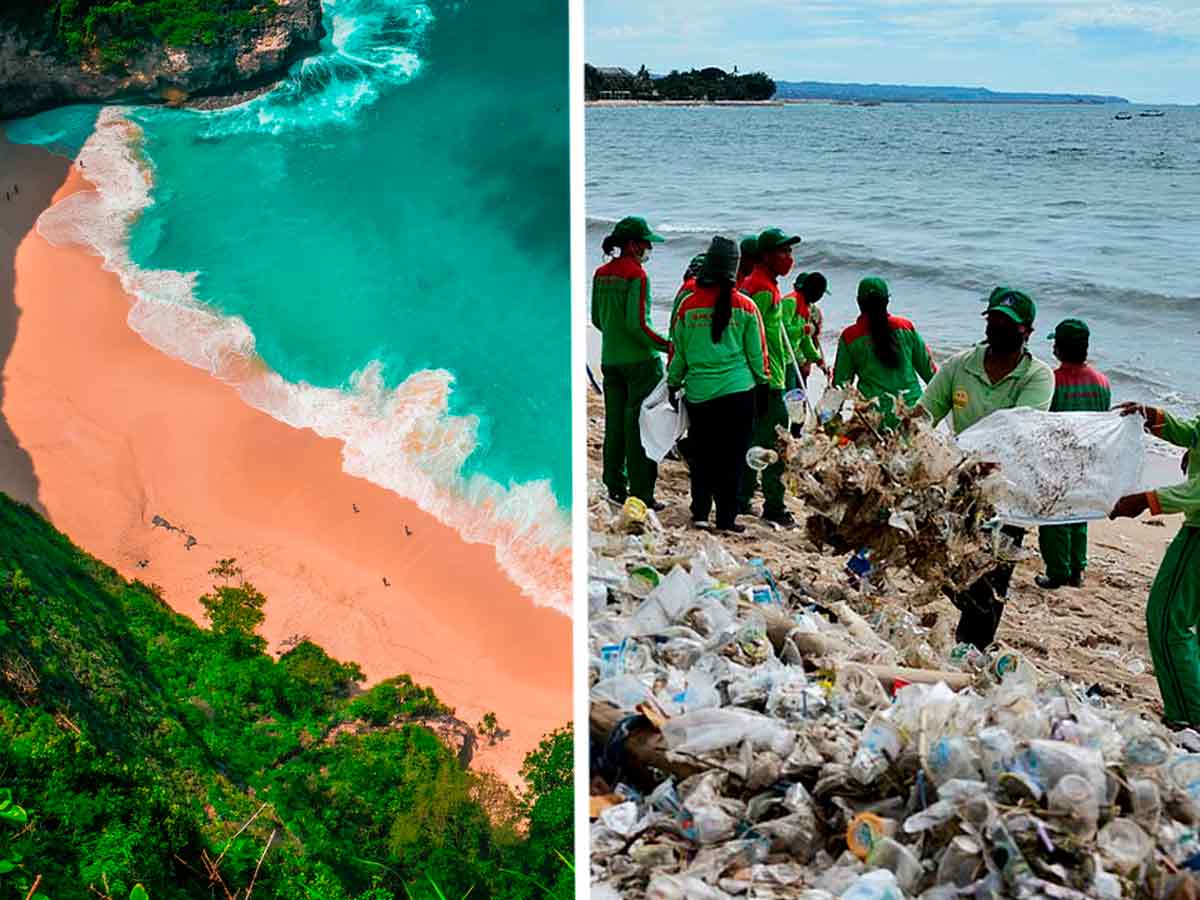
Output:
[592, 214, 1200, 732]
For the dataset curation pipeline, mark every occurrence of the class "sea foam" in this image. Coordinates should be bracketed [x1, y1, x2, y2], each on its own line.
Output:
[37, 107, 572, 615]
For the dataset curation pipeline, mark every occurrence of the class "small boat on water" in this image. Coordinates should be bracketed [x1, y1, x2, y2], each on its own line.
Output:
[1115, 112, 1133, 120]
[1139, 110, 1166, 117]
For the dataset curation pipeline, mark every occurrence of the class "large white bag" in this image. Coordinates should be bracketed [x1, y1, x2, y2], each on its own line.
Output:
[639, 378, 688, 463]
[956, 408, 1144, 526]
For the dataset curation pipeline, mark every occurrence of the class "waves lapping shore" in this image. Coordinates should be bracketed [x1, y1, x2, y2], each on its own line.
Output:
[38, 108, 570, 613]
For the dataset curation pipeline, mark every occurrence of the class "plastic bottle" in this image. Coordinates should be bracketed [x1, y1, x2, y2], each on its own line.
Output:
[1128, 778, 1161, 832]
[784, 387, 807, 422]
[867, 838, 922, 892]
[1048, 773, 1099, 839]
[849, 714, 903, 784]
[926, 736, 983, 786]
[840, 870, 903, 900]
[746, 447, 779, 471]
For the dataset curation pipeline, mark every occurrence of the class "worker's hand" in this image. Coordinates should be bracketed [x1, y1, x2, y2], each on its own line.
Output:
[667, 386, 680, 412]
[1116, 401, 1160, 420]
[818, 360, 831, 378]
[1110, 492, 1150, 520]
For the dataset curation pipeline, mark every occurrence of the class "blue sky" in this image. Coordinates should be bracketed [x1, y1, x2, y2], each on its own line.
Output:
[586, 1, 1200, 103]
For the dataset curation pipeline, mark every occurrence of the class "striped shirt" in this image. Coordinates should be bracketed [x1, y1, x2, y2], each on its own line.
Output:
[1050, 362, 1111, 413]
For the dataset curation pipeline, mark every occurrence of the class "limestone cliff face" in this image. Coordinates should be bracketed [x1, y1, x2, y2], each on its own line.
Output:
[0, 0, 324, 120]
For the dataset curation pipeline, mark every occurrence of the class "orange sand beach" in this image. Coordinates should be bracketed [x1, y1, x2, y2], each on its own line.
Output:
[0, 152, 570, 784]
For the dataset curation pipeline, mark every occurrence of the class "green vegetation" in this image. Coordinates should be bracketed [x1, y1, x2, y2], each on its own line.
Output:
[0, 493, 573, 898]
[584, 64, 776, 102]
[3, 0, 280, 69]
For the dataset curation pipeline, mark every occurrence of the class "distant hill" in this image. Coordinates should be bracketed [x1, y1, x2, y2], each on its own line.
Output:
[773, 80, 1129, 104]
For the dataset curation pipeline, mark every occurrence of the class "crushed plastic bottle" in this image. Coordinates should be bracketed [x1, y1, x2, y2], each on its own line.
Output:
[839, 869, 903, 900]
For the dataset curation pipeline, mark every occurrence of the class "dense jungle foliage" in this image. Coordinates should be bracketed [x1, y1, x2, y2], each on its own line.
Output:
[0, 493, 572, 899]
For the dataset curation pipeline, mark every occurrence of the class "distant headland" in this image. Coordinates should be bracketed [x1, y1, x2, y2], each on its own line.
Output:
[585, 64, 1130, 105]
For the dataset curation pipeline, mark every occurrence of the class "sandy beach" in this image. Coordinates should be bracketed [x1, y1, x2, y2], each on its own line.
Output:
[0, 135, 571, 783]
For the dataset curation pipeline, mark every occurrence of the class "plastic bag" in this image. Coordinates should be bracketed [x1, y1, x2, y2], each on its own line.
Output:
[956, 409, 1144, 525]
[640, 377, 689, 463]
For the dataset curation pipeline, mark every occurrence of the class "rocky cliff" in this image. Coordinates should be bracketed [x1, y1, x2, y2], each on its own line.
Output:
[0, 0, 324, 120]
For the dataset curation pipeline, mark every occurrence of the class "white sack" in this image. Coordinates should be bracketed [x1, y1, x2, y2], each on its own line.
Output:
[640, 377, 689, 463]
[956, 408, 1144, 526]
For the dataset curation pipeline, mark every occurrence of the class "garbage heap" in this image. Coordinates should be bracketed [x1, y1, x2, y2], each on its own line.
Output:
[589, 524, 1200, 900]
[781, 391, 1008, 596]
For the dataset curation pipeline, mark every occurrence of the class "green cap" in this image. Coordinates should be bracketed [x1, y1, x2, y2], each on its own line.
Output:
[698, 236, 738, 283]
[610, 215, 664, 244]
[984, 288, 1037, 327]
[756, 227, 801, 253]
[857, 276, 889, 302]
[796, 271, 829, 299]
[739, 235, 759, 258]
[1048, 318, 1089, 342]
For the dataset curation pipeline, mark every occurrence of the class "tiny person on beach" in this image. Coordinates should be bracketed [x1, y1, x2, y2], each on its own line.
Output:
[917, 287, 1054, 650]
[1111, 403, 1200, 731]
[781, 270, 831, 389]
[591, 215, 669, 509]
[831, 276, 937, 430]
[666, 236, 767, 533]
[1035, 319, 1111, 590]
[737, 227, 802, 527]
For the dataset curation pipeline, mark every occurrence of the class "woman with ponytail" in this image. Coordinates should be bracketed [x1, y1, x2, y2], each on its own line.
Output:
[667, 236, 768, 532]
[831, 276, 936, 427]
[591, 216, 669, 507]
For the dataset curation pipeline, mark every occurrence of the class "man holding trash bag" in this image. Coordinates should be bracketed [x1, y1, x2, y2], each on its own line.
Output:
[918, 287, 1054, 650]
[1036, 318, 1112, 590]
[1111, 403, 1200, 729]
[737, 227, 802, 527]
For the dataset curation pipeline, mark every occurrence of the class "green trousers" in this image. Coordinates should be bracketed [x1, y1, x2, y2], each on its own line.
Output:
[1147, 527, 1200, 725]
[1038, 523, 1089, 583]
[739, 388, 787, 515]
[601, 358, 662, 504]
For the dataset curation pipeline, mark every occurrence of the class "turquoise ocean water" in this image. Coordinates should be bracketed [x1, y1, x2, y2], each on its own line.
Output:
[10, 0, 570, 608]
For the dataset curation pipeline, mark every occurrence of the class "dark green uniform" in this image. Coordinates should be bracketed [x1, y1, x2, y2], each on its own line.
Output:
[1143, 409, 1200, 725]
[1037, 363, 1112, 583]
[591, 254, 669, 503]
[736, 266, 787, 516]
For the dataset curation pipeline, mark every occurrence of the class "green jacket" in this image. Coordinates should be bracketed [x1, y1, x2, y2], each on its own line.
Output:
[832, 314, 936, 423]
[591, 255, 669, 366]
[666, 284, 768, 403]
[780, 290, 821, 368]
[1146, 410, 1200, 527]
[739, 266, 786, 389]
[918, 343, 1055, 435]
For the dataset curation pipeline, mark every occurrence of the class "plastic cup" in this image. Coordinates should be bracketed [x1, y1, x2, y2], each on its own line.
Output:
[783, 388, 807, 422]
[621, 496, 647, 524]
[846, 811, 895, 860]
[1096, 818, 1151, 875]
[745, 447, 778, 471]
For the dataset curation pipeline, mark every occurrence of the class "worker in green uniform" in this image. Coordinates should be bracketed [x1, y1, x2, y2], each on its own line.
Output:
[831, 276, 937, 428]
[1036, 319, 1112, 589]
[1111, 404, 1200, 728]
[781, 272, 830, 388]
[590, 216, 669, 508]
[737, 226, 802, 527]
[918, 287, 1055, 649]
[667, 236, 768, 532]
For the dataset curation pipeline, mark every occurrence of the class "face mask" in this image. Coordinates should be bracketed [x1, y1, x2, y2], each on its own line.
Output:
[639, 246, 652, 263]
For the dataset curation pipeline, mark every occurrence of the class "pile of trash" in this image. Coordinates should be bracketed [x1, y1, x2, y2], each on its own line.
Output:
[779, 391, 1007, 593]
[589, 528, 1200, 900]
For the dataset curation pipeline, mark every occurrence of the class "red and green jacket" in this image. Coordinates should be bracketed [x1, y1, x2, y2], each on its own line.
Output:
[1050, 363, 1111, 412]
[780, 290, 822, 367]
[666, 284, 768, 404]
[1142, 409, 1200, 527]
[738, 266, 786, 389]
[832, 314, 937, 419]
[667, 277, 698, 366]
[591, 255, 669, 366]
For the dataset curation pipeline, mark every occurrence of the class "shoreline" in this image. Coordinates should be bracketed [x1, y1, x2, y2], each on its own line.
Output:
[1, 146, 570, 783]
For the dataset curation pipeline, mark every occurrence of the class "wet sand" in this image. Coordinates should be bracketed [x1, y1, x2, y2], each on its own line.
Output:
[1, 146, 571, 783]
